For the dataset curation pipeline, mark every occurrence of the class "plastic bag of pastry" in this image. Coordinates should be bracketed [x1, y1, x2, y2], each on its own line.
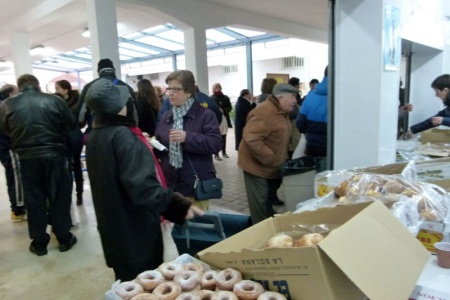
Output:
[314, 160, 417, 197]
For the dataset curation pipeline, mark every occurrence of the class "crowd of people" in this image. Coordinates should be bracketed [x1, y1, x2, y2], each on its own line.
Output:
[0, 57, 329, 281]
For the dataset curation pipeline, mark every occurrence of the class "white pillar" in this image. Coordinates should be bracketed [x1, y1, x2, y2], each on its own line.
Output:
[86, 0, 121, 78]
[332, 0, 403, 169]
[11, 31, 33, 79]
[184, 27, 209, 93]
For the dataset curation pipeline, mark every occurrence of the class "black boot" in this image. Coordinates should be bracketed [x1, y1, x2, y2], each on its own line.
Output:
[76, 180, 83, 206]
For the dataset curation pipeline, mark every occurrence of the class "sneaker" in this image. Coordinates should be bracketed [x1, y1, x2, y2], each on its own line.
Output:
[11, 211, 27, 223]
[214, 155, 222, 161]
[59, 235, 77, 252]
[223, 154, 230, 158]
[29, 242, 48, 256]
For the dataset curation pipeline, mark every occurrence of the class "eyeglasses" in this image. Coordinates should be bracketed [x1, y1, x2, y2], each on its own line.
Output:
[166, 87, 184, 93]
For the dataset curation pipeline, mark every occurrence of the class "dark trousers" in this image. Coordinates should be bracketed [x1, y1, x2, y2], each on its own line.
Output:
[267, 176, 282, 204]
[0, 152, 25, 215]
[71, 143, 84, 194]
[243, 171, 276, 224]
[20, 155, 73, 246]
[221, 134, 227, 155]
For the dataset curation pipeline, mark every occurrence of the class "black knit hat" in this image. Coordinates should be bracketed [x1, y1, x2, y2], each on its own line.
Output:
[97, 58, 115, 72]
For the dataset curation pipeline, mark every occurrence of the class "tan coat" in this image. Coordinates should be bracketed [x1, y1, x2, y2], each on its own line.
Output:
[238, 96, 291, 179]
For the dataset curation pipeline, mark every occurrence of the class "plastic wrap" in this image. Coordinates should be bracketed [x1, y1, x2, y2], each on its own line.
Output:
[314, 160, 417, 197]
[296, 173, 450, 236]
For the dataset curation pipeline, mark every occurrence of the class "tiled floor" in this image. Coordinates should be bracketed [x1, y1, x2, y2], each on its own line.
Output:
[0, 129, 286, 299]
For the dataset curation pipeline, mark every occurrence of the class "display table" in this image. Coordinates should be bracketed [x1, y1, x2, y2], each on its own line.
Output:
[411, 255, 450, 299]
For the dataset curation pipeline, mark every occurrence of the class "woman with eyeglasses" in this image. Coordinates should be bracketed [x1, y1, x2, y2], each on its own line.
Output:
[155, 70, 222, 210]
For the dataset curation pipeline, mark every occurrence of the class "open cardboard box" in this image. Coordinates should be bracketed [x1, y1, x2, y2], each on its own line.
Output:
[419, 128, 450, 143]
[198, 201, 430, 300]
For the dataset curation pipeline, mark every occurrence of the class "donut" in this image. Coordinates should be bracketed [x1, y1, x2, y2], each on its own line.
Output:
[131, 293, 159, 300]
[293, 233, 324, 247]
[152, 282, 182, 300]
[257, 291, 287, 300]
[211, 291, 238, 300]
[175, 292, 202, 300]
[215, 268, 242, 291]
[233, 280, 264, 300]
[174, 270, 201, 291]
[158, 262, 184, 280]
[264, 235, 293, 248]
[183, 262, 205, 274]
[195, 290, 215, 300]
[201, 270, 218, 290]
[136, 270, 165, 291]
[115, 281, 144, 300]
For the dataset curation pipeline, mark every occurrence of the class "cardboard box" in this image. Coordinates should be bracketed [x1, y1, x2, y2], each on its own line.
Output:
[198, 201, 430, 300]
[419, 128, 450, 143]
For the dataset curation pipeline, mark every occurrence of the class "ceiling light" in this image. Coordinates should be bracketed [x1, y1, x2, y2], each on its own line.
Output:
[30, 45, 46, 56]
[82, 28, 90, 38]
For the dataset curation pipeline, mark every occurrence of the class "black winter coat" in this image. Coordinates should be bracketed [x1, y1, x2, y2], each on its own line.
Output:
[86, 115, 191, 280]
[234, 96, 255, 150]
[211, 93, 233, 128]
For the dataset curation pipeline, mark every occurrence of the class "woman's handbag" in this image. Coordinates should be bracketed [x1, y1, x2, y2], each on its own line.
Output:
[187, 157, 223, 200]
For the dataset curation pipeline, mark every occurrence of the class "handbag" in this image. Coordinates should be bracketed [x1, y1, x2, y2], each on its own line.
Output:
[187, 157, 223, 201]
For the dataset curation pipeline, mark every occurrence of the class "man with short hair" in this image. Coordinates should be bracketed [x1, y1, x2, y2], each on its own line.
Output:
[78, 58, 138, 134]
[238, 83, 298, 224]
[0, 74, 78, 256]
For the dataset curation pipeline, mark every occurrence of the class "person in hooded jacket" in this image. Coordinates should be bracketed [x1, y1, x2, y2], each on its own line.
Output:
[296, 66, 328, 157]
[85, 78, 203, 281]
[404, 74, 450, 139]
[77, 58, 138, 136]
[210, 83, 232, 160]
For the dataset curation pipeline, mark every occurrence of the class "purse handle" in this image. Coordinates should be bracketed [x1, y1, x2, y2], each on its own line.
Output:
[186, 156, 200, 188]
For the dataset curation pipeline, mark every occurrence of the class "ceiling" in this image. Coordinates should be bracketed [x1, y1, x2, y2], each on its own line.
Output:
[0, 0, 328, 74]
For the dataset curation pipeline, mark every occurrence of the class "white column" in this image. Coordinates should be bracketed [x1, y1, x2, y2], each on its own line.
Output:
[85, 0, 121, 78]
[184, 27, 209, 93]
[332, 0, 403, 169]
[11, 31, 33, 78]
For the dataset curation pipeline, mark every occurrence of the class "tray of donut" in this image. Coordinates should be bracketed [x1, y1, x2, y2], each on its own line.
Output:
[105, 253, 288, 300]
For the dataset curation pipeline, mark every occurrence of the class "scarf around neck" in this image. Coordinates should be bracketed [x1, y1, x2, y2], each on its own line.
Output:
[169, 97, 194, 169]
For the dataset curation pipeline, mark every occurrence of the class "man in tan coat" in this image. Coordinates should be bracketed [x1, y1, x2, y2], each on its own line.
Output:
[238, 83, 298, 224]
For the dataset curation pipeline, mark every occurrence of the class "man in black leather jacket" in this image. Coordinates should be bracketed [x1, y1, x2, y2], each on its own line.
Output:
[0, 74, 78, 256]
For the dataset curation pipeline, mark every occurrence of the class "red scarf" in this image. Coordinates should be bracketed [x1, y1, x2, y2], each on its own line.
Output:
[128, 127, 167, 189]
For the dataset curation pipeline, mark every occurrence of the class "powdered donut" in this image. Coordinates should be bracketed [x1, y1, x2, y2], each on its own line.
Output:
[115, 281, 144, 300]
[293, 233, 324, 247]
[211, 291, 239, 300]
[152, 282, 182, 300]
[131, 293, 159, 300]
[264, 235, 293, 248]
[175, 292, 202, 300]
[201, 270, 218, 290]
[195, 290, 216, 300]
[174, 270, 201, 292]
[183, 262, 205, 274]
[158, 262, 184, 280]
[215, 268, 242, 291]
[257, 291, 287, 300]
[233, 280, 264, 300]
[136, 270, 165, 291]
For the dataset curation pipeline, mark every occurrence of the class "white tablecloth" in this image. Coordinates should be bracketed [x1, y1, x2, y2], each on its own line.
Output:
[416, 255, 450, 294]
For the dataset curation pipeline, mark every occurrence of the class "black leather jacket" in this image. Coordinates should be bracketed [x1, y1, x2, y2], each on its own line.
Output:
[0, 85, 78, 159]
